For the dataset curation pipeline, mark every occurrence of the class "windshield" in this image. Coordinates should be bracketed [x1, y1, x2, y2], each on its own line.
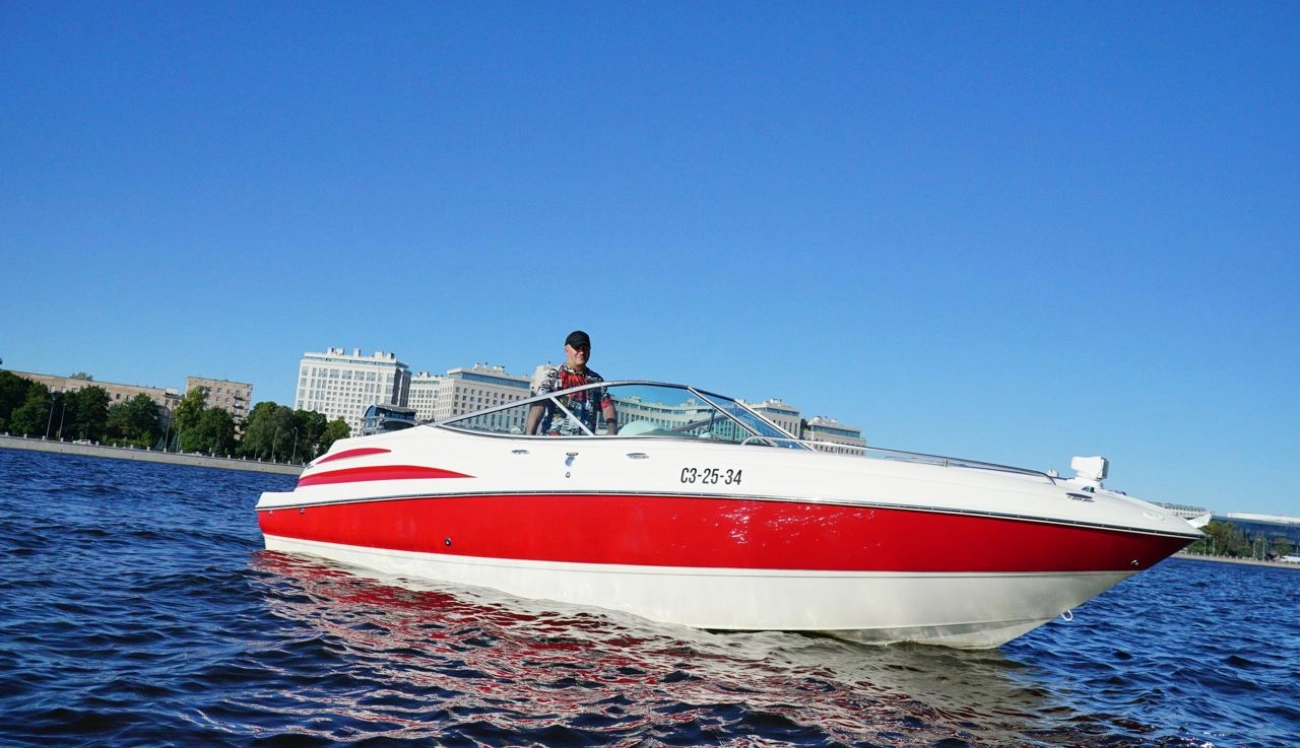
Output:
[438, 381, 799, 445]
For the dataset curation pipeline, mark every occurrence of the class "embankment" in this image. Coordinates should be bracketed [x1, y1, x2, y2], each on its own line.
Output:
[0, 434, 302, 476]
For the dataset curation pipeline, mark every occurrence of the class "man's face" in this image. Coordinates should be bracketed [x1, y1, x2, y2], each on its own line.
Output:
[565, 342, 590, 370]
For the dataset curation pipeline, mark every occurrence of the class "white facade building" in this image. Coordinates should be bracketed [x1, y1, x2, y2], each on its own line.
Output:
[422, 364, 533, 425]
[613, 392, 720, 432]
[531, 363, 556, 393]
[407, 371, 445, 422]
[423, 364, 530, 426]
[295, 348, 411, 433]
[803, 415, 866, 449]
[1154, 503, 1214, 522]
[741, 398, 803, 438]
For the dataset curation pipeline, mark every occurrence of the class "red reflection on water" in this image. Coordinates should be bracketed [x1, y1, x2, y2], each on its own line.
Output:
[249, 551, 1060, 746]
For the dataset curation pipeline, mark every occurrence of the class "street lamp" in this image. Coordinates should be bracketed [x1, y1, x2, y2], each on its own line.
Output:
[45, 391, 56, 439]
[292, 428, 299, 464]
[57, 394, 67, 441]
[272, 427, 278, 463]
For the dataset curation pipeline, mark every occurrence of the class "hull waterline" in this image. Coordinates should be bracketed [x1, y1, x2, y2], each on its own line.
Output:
[258, 490, 1194, 648]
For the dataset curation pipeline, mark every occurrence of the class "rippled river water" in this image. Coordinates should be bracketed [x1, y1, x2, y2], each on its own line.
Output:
[2, 449, 1297, 747]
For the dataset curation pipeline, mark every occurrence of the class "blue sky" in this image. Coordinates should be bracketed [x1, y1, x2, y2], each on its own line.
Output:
[3, 2, 1296, 516]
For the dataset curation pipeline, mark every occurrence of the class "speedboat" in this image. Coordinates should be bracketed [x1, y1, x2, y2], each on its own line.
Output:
[256, 380, 1202, 648]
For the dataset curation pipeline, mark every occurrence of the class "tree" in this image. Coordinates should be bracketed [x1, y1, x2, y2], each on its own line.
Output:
[104, 393, 163, 446]
[294, 410, 328, 462]
[266, 406, 297, 461]
[240, 402, 339, 461]
[73, 386, 110, 442]
[243, 402, 292, 460]
[1195, 521, 1251, 558]
[321, 418, 351, 454]
[239, 401, 282, 460]
[187, 407, 236, 456]
[125, 393, 162, 444]
[173, 387, 208, 437]
[1272, 537, 1295, 558]
[9, 386, 52, 437]
[106, 402, 132, 441]
[0, 371, 34, 431]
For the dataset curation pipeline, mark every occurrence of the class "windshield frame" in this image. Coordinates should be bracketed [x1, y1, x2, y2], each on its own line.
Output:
[429, 381, 1059, 482]
[434, 380, 801, 445]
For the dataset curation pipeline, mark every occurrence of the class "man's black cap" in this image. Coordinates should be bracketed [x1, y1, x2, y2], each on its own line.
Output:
[565, 330, 591, 348]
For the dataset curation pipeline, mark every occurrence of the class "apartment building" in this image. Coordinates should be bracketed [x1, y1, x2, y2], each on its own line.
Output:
[12, 370, 181, 411]
[803, 415, 866, 448]
[407, 371, 444, 422]
[185, 377, 252, 423]
[420, 364, 532, 425]
[741, 398, 803, 438]
[294, 348, 411, 433]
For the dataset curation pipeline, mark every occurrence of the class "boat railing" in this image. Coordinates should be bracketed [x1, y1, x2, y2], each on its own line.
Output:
[739, 436, 1057, 484]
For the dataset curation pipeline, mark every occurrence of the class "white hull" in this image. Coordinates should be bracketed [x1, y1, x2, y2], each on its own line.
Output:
[265, 534, 1134, 649]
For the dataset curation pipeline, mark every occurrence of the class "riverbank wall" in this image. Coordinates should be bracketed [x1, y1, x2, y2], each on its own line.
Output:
[0, 434, 302, 476]
[1173, 551, 1300, 571]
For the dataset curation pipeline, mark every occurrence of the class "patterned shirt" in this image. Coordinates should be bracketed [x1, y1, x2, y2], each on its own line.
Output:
[535, 364, 613, 435]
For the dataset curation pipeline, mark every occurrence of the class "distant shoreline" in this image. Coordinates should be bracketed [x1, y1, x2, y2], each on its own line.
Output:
[0, 434, 302, 476]
[1173, 551, 1300, 571]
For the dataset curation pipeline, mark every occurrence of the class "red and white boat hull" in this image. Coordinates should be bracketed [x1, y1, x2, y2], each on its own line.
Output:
[258, 424, 1198, 648]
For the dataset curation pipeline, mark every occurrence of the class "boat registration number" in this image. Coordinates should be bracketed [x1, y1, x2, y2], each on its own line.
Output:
[680, 467, 743, 486]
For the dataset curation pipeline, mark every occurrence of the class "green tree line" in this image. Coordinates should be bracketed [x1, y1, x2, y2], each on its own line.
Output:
[0, 370, 349, 462]
[1186, 520, 1295, 560]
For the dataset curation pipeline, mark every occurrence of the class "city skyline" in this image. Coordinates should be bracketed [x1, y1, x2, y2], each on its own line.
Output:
[6, 346, 862, 447]
[3, 4, 1296, 517]
[4, 347, 1289, 520]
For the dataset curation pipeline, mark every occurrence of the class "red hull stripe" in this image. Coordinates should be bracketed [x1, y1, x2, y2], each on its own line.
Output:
[297, 465, 473, 487]
[315, 447, 392, 464]
[258, 493, 1193, 573]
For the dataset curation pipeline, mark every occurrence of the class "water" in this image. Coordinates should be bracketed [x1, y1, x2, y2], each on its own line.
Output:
[2, 449, 1297, 747]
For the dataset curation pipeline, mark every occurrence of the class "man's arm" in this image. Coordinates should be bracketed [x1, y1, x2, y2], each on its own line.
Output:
[526, 368, 558, 435]
[525, 403, 544, 435]
[602, 401, 617, 435]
